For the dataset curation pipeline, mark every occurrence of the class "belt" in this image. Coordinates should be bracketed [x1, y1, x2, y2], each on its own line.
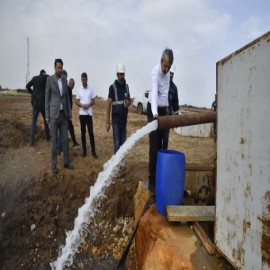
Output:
[148, 102, 168, 109]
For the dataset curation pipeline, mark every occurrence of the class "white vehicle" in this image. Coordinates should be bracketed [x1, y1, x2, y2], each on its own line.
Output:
[133, 90, 149, 114]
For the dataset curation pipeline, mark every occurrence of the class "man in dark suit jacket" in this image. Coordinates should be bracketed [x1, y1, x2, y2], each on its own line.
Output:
[26, 69, 50, 146]
[45, 59, 73, 174]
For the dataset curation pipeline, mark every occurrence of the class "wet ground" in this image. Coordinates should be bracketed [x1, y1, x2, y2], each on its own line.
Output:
[0, 94, 217, 269]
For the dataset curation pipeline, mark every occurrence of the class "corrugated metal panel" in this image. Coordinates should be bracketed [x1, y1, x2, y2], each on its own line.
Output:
[216, 32, 270, 269]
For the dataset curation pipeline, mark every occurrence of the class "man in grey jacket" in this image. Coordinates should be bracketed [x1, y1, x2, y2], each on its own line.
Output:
[45, 58, 73, 174]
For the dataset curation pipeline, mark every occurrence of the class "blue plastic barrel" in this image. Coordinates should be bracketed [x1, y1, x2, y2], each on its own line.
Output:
[156, 150, 185, 215]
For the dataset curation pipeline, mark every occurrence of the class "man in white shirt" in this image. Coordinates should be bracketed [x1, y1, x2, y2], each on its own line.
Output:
[76, 72, 97, 159]
[147, 48, 174, 193]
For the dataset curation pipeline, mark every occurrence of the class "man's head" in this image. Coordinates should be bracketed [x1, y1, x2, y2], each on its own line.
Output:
[81, 72, 88, 88]
[62, 69, 68, 80]
[69, 78, 75, 90]
[40, 69, 46, 75]
[170, 66, 175, 81]
[54, 59, 63, 78]
[160, 48, 174, 75]
[116, 63, 126, 85]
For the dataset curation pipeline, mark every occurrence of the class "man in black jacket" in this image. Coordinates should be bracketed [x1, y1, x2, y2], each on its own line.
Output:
[26, 69, 50, 146]
[163, 66, 179, 149]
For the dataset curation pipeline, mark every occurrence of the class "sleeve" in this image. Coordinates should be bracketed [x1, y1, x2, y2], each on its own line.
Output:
[126, 84, 131, 99]
[76, 88, 80, 100]
[66, 89, 72, 118]
[26, 78, 34, 94]
[150, 69, 158, 116]
[91, 88, 95, 99]
[45, 77, 50, 119]
[173, 86, 179, 113]
[108, 85, 114, 100]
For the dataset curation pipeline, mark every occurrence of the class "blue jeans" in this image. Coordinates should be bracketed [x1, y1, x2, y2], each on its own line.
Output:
[112, 122, 126, 154]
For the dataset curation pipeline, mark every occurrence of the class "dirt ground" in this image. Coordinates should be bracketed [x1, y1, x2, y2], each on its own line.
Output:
[0, 94, 216, 270]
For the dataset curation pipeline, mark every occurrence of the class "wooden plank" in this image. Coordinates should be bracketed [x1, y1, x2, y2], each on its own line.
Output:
[166, 205, 215, 222]
[192, 221, 216, 255]
[186, 163, 214, 171]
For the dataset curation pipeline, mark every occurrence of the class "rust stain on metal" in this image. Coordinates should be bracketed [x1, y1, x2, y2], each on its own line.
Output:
[248, 164, 252, 176]
[244, 182, 251, 198]
[243, 220, 251, 240]
[240, 137, 246, 144]
[157, 111, 216, 130]
[232, 242, 245, 266]
[260, 191, 270, 267]
[217, 31, 270, 66]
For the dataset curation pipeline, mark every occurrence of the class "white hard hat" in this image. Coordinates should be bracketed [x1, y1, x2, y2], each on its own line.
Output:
[170, 65, 175, 73]
[116, 63, 126, 73]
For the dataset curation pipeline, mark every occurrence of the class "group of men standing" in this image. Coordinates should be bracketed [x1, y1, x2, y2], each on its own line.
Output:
[26, 48, 178, 194]
[27, 59, 98, 174]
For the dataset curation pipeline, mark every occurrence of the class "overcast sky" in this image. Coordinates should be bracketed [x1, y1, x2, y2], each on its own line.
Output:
[0, 0, 269, 107]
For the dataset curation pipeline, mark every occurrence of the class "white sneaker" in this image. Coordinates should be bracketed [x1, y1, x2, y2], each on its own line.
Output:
[74, 144, 80, 150]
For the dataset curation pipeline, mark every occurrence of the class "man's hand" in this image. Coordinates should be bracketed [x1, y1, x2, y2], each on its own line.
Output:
[124, 99, 131, 108]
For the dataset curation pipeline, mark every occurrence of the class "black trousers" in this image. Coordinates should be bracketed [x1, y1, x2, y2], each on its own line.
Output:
[68, 119, 78, 146]
[79, 115, 96, 154]
[147, 102, 168, 189]
[31, 105, 50, 144]
[162, 128, 170, 150]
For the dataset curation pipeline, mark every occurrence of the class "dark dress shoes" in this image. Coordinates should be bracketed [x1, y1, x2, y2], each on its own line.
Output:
[64, 163, 74, 169]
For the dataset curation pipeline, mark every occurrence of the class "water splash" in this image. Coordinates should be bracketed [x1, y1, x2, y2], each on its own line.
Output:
[50, 120, 158, 270]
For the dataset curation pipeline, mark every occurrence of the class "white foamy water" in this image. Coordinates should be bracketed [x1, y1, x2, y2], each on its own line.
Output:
[50, 120, 158, 270]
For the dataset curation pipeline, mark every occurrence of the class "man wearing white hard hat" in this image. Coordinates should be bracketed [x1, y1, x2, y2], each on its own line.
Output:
[163, 65, 179, 149]
[106, 64, 131, 175]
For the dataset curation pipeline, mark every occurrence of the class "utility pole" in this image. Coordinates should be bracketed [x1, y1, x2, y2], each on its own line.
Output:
[26, 37, 30, 84]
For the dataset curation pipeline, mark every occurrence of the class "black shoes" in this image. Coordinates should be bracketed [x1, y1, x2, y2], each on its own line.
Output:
[81, 152, 97, 159]
[64, 163, 74, 169]
[52, 163, 73, 173]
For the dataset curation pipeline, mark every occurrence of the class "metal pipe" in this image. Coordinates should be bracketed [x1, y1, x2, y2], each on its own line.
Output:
[157, 111, 216, 130]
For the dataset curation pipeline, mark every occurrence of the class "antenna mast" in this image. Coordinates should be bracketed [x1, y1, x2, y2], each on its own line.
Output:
[26, 37, 30, 84]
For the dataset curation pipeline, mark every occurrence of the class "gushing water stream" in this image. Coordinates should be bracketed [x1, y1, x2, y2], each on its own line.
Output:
[50, 120, 158, 270]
